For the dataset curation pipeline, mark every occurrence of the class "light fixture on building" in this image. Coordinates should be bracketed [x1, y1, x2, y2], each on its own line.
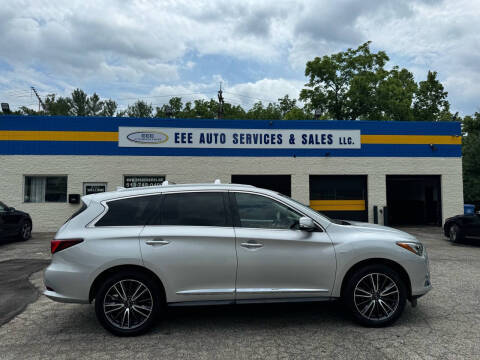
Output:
[1, 103, 10, 114]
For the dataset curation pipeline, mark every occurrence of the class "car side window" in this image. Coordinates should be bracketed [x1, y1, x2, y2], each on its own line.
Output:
[0, 202, 6, 212]
[234, 192, 302, 230]
[161, 192, 228, 227]
[96, 195, 159, 227]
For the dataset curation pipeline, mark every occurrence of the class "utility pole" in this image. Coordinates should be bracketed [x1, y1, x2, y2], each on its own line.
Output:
[31, 87, 46, 112]
[217, 82, 224, 119]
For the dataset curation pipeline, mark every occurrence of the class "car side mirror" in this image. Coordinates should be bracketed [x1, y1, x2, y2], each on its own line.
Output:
[299, 217, 315, 231]
[8, 207, 15, 212]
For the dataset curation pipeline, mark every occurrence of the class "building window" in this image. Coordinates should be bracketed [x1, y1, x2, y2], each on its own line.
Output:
[24, 176, 67, 203]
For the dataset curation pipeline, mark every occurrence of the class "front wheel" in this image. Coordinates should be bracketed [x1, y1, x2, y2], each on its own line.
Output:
[94, 271, 161, 336]
[449, 224, 462, 243]
[344, 265, 407, 327]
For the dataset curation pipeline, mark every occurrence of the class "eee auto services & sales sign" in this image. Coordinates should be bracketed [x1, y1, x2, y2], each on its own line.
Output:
[118, 127, 361, 149]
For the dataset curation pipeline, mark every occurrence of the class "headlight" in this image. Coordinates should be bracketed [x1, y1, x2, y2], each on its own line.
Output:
[396, 241, 424, 256]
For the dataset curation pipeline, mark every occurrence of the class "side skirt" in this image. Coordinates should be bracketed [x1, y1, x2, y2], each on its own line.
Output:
[168, 296, 334, 307]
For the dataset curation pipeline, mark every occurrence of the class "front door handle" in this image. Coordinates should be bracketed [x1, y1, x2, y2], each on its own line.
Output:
[240, 242, 263, 249]
[145, 238, 170, 246]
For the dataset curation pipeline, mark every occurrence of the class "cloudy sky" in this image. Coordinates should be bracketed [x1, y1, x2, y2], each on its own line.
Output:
[0, 0, 479, 115]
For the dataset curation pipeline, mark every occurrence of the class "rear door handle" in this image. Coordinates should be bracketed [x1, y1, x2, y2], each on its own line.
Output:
[240, 242, 263, 249]
[145, 238, 170, 246]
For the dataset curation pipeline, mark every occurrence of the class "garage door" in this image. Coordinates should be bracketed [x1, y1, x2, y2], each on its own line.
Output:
[231, 175, 291, 196]
[309, 175, 368, 222]
[386, 175, 441, 226]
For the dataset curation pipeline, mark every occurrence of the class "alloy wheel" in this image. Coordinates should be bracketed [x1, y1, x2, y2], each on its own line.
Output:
[21, 222, 31, 240]
[353, 273, 400, 321]
[449, 227, 457, 242]
[103, 279, 153, 330]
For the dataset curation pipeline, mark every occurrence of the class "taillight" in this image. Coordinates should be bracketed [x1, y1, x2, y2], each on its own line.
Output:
[51, 239, 83, 254]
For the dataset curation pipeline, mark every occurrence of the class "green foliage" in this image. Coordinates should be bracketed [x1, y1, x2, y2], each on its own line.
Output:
[300, 41, 390, 120]
[283, 107, 312, 120]
[300, 42, 451, 121]
[278, 95, 297, 116]
[463, 112, 480, 203]
[413, 71, 449, 121]
[87, 93, 103, 116]
[122, 100, 153, 118]
[375, 67, 417, 121]
[69, 89, 89, 116]
[100, 99, 117, 117]
[45, 94, 71, 116]
[246, 101, 282, 120]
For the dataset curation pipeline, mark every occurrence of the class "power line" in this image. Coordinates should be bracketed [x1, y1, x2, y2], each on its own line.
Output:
[223, 91, 278, 104]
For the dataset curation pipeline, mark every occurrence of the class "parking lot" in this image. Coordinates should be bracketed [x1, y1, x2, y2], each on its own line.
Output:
[0, 227, 479, 359]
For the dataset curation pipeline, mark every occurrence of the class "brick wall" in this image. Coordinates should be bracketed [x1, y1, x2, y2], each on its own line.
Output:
[0, 155, 463, 232]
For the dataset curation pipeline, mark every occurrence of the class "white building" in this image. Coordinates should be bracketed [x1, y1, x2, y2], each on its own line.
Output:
[0, 116, 463, 232]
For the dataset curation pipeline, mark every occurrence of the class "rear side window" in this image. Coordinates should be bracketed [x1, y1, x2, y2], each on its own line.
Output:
[161, 192, 228, 227]
[96, 196, 158, 227]
[65, 201, 87, 223]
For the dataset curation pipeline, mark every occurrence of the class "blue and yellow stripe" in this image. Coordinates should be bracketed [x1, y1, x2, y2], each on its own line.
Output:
[0, 116, 462, 157]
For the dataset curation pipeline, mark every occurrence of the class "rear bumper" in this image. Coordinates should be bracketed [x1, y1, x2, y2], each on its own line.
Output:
[43, 261, 91, 304]
[43, 289, 89, 304]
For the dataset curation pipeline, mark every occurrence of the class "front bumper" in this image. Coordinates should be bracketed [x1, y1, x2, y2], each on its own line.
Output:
[409, 249, 432, 297]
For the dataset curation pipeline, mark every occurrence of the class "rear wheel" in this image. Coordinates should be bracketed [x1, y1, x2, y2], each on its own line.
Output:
[94, 271, 161, 336]
[344, 264, 407, 327]
[17, 220, 32, 241]
[449, 224, 462, 243]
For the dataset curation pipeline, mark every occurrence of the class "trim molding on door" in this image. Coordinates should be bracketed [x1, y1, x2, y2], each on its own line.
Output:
[176, 289, 235, 295]
[236, 288, 329, 294]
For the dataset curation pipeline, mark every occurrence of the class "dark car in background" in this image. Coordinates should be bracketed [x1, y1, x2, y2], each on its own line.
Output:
[444, 212, 480, 242]
[0, 201, 32, 241]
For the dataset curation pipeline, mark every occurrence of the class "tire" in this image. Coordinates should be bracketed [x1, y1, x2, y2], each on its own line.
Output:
[17, 220, 32, 241]
[94, 270, 162, 336]
[449, 224, 462, 243]
[344, 264, 407, 327]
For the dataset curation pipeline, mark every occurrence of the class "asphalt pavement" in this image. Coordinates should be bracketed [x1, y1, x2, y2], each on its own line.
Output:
[0, 228, 480, 359]
[0, 258, 50, 325]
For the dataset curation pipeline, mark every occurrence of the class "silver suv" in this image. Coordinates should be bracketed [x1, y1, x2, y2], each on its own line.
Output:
[44, 182, 431, 336]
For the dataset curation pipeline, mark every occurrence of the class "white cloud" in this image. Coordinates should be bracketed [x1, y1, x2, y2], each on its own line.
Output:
[225, 78, 305, 107]
[0, 0, 479, 115]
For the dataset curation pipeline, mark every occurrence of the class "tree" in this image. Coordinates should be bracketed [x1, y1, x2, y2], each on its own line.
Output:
[44, 94, 71, 116]
[283, 107, 312, 120]
[278, 95, 297, 116]
[101, 100, 117, 117]
[223, 103, 247, 119]
[154, 97, 184, 118]
[246, 101, 282, 120]
[299, 41, 389, 120]
[69, 89, 89, 116]
[375, 67, 417, 121]
[299, 42, 451, 121]
[125, 100, 153, 118]
[463, 112, 480, 203]
[413, 71, 449, 121]
[87, 93, 104, 116]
